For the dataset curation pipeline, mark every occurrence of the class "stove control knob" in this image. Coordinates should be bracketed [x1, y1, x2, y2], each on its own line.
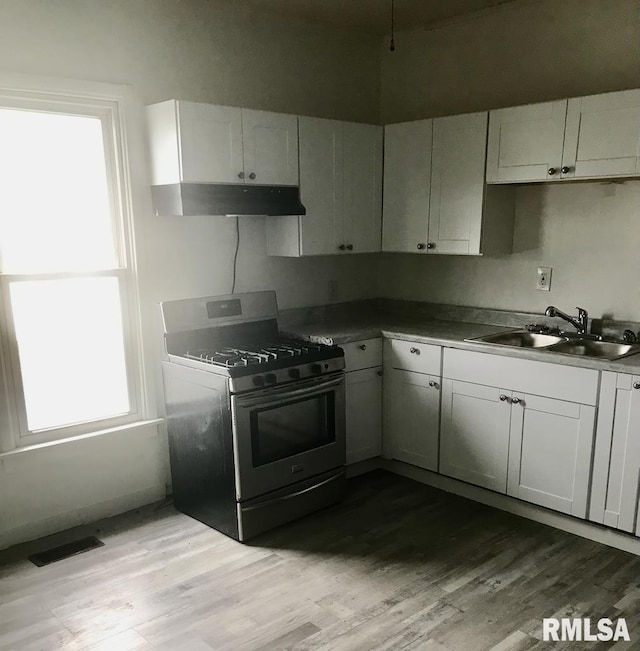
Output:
[288, 368, 301, 380]
[265, 373, 277, 384]
[310, 363, 322, 374]
[253, 376, 265, 387]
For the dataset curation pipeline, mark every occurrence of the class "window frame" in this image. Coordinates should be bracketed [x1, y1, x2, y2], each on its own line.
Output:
[0, 75, 152, 451]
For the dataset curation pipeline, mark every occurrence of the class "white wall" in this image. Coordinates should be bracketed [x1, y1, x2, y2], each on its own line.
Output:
[0, 0, 382, 548]
[379, 0, 640, 320]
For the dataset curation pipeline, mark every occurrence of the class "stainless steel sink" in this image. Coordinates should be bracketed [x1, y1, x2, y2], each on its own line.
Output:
[468, 331, 567, 348]
[546, 339, 640, 360]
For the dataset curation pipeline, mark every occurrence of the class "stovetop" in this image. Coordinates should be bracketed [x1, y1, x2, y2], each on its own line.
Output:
[180, 338, 335, 373]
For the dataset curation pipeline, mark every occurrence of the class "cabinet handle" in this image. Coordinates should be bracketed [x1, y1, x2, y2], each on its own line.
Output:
[237, 171, 245, 179]
[511, 397, 521, 405]
[248, 172, 256, 180]
[338, 244, 346, 251]
[548, 168, 557, 175]
[499, 394, 508, 401]
[358, 344, 367, 351]
[561, 166, 571, 174]
[633, 382, 640, 390]
[426, 242, 435, 250]
[376, 370, 383, 377]
[409, 347, 420, 355]
[417, 243, 426, 250]
[346, 244, 353, 251]
[429, 380, 440, 389]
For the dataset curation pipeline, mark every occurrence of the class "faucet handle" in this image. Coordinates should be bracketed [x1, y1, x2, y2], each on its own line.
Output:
[576, 306, 587, 316]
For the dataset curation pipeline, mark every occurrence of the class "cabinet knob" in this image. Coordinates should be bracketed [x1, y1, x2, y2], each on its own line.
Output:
[358, 344, 367, 351]
[633, 382, 640, 390]
[417, 243, 426, 250]
[346, 244, 353, 251]
[561, 166, 571, 174]
[548, 168, 557, 175]
[511, 396, 521, 404]
[338, 244, 346, 251]
[376, 369, 383, 376]
[429, 380, 439, 389]
[499, 394, 508, 401]
[409, 347, 420, 355]
[426, 242, 435, 250]
[248, 172, 256, 180]
[237, 171, 245, 179]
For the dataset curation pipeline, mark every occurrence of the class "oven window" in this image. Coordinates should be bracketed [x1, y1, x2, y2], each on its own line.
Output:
[251, 391, 335, 466]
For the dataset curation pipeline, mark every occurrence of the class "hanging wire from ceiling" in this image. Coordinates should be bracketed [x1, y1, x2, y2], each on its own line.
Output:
[389, 0, 395, 51]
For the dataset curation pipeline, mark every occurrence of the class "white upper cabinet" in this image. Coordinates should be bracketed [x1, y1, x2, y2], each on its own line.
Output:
[486, 100, 567, 183]
[487, 89, 640, 183]
[383, 112, 514, 256]
[146, 100, 298, 186]
[429, 112, 488, 255]
[266, 117, 382, 257]
[382, 120, 432, 253]
[562, 90, 640, 179]
[240, 109, 299, 186]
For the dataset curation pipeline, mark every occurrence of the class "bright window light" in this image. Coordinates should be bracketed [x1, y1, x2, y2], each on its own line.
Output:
[0, 108, 118, 273]
[10, 277, 130, 431]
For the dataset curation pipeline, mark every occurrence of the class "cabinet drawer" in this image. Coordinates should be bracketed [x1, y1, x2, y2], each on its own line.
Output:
[342, 338, 382, 372]
[443, 348, 599, 406]
[384, 339, 441, 375]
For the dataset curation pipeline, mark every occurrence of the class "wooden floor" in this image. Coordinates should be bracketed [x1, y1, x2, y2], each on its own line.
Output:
[1, 470, 639, 650]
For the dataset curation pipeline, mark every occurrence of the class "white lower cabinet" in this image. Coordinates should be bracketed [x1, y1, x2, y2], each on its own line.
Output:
[440, 349, 598, 517]
[440, 380, 511, 492]
[382, 339, 442, 471]
[507, 393, 595, 517]
[346, 367, 382, 464]
[383, 368, 440, 471]
[590, 372, 640, 534]
[343, 339, 382, 465]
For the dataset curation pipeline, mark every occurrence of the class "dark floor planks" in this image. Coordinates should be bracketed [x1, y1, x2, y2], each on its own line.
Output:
[1, 470, 639, 650]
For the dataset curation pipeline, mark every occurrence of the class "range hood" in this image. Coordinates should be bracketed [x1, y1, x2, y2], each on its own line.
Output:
[151, 183, 306, 217]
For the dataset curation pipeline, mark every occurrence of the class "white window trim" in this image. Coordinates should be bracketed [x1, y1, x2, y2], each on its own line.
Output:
[0, 73, 157, 451]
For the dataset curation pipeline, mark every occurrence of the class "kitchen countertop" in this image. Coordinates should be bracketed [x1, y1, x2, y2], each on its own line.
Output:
[282, 315, 640, 375]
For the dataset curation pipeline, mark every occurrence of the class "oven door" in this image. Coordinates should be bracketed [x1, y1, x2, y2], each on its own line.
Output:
[231, 372, 345, 500]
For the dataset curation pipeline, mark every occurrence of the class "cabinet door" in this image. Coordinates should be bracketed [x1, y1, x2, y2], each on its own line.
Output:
[440, 379, 511, 492]
[486, 101, 567, 183]
[507, 393, 595, 517]
[429, 112, 487, 255]
[346, 367, 382, 464]
[590, 373, 640, 533]
[241, 109, 299, 186]
[178, 102, 244, 184]
[562, 90, 640, 180]
[383, 369, 440, 471]
[297, 117, 344, 255]
[382, 120, 431, 253]
[342, 122, 383, 254]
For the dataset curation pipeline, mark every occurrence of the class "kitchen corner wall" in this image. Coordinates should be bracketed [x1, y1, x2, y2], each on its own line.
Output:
[0, 0, 381, 548]
[379, 0, 640, 321]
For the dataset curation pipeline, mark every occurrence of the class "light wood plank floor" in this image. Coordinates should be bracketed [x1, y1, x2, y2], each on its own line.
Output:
[1, 471, 639, 650]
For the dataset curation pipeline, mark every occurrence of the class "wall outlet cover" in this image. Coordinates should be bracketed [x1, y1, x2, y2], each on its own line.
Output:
[537, 266, 552, 291]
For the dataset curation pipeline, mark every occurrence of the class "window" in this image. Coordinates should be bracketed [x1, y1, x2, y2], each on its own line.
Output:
[0, 82, 145, 448]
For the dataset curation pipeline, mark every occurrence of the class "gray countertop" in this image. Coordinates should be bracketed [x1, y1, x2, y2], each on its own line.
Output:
[282, 315, 640, 375]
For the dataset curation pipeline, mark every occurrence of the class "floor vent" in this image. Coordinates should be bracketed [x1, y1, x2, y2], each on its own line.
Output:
[28, 536, 105, 567]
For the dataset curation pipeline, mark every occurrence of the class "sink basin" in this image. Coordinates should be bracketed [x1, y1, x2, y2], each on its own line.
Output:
[469, 331, 567, 348]
[546, 339, 640, 361]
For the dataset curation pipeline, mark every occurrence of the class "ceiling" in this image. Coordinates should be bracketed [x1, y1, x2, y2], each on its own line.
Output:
[237, 0, 518, 35]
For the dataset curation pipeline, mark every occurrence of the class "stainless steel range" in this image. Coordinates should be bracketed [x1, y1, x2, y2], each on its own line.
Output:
[160, 291, 346, 541]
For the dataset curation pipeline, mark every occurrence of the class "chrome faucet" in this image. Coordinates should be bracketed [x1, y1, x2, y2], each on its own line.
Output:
[545, 305, 589, 335]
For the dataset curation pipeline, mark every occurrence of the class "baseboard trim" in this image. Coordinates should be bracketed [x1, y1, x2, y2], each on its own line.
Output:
[346, 458, 383, 478]
[381, 459, 640, 556]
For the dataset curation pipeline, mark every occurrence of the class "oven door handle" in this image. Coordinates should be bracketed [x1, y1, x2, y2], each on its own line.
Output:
[234, 374, 344, 409]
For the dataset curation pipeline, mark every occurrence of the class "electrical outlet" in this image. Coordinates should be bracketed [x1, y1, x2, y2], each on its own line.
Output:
[537, 266, 552, 291]
[328, 280, 338, 302]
